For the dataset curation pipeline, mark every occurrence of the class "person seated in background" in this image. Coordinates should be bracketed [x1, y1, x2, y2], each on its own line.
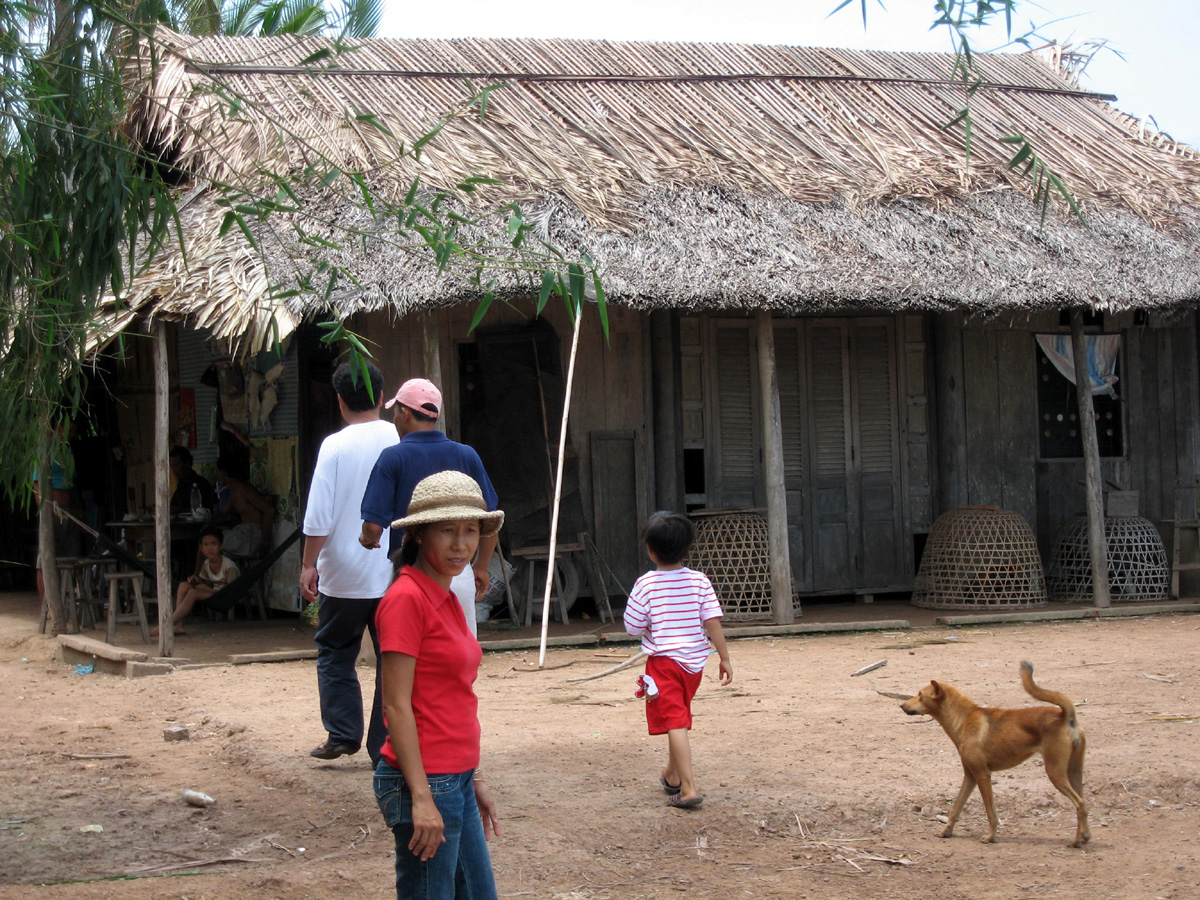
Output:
[210, 455, 275, 558]
[168, 446, 216, 516]
[154, 526, 238, 636]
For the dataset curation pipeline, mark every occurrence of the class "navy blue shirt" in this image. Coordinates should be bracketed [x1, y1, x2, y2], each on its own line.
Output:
[360, 431, 499, 557]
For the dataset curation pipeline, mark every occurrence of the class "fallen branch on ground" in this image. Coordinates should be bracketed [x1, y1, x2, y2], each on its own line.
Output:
[851, 659, 887, 677]
[128, 856, 269, 874]
[62, 753, 131, 760]
[566, 651, 646, 683]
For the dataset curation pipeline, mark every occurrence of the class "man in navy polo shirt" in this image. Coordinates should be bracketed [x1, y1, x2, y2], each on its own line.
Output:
[358, 377, 499, 636]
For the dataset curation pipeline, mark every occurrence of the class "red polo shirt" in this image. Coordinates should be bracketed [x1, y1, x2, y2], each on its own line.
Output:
[376, 566, 482, 773]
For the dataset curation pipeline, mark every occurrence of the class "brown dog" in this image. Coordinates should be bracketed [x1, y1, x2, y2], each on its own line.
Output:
[900, 660, 1089, 847]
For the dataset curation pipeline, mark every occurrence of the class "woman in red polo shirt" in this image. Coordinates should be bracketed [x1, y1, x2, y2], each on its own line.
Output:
[373, 471, 505, 900]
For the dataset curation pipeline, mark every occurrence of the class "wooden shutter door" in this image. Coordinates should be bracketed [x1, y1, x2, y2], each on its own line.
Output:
[708, 323, 759, 509]
[850, 320, 904, 584]
[808, 322, 854, 590]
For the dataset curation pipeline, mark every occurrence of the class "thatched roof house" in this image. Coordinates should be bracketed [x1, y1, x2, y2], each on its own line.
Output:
[115, 29, 1200, 618]
[120, 28, 1200, 347]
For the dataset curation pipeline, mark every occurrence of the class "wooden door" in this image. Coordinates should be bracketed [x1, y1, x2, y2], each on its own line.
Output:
[806, 321, 854, 589]
[707, 321, 760, 509]
[785, 318, 904, 592]
[849, 321, 903, 586]
[707, 317, 905, 593]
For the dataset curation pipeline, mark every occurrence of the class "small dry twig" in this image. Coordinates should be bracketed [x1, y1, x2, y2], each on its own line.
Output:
[1140, 673, 1178, 684]
[62, 753, 131, 760]
[511, 661, 575, 672]
[128, 856, 268, 874]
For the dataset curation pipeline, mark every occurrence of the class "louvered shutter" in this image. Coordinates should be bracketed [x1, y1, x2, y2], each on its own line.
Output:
[809, 323, 853, 589]
[711, 324, 757, 508]
[852, 323, 902, 582]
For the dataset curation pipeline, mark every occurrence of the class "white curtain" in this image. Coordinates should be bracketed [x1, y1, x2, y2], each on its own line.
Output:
[1035, 334, 1120, 396]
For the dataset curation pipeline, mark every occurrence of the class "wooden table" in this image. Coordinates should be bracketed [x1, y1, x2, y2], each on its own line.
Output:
[106, 517, 207, 581]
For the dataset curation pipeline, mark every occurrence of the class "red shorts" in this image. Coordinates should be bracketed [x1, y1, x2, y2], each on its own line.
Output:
[644, 654, 703, 735]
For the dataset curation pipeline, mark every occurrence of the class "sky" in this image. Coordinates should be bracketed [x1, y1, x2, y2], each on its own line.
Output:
[377, 1, 1200, 150]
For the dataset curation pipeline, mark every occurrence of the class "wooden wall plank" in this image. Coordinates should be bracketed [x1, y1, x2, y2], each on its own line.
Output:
[1173, 319, 1200, 491]
[962, 328, 1002, 506]
[996, 329, 1037, 525]
[1155, 328, 1177, 523]
[932, 312, 967, 514]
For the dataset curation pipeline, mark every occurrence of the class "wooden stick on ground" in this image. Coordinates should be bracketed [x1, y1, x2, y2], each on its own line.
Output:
[566, 651, 646, 683]
[851, 659, 887, 677]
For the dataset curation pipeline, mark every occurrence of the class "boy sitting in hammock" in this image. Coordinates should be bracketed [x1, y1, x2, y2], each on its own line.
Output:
[154, 526, 238, 636]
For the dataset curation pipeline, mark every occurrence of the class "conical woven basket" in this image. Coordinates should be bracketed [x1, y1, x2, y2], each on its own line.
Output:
[912, 507, 1047, 610]
[1046, 515, 1169, 603]
[686, 510, 797, 621]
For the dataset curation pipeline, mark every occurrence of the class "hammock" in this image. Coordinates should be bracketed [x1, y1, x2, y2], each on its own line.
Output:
[53, 503, 300, 612]
[202, 528, 300, 613]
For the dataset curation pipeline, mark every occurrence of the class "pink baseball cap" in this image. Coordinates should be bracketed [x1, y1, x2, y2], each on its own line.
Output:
[384, 378, 441, 419]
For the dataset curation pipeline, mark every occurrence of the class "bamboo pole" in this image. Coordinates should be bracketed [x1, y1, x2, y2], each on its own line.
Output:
[537, 305, 584, 667]
[755, 311, 795, 624]
[153, 323, 175, 655]
[1069, 310, 1111, 609]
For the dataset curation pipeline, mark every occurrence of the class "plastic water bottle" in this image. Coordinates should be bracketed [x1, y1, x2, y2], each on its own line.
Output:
[190, 484, 204, 519]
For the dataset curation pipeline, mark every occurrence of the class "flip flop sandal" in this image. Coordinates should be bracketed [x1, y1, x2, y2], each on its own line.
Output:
[667, 793, 704, 809]
[661, 776, 682, 794]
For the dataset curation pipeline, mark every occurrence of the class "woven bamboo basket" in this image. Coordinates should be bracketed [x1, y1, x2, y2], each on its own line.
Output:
[911, 507, 1047, 610]
[1046, 515, 1169, 603]
[687, 510, 795, 621]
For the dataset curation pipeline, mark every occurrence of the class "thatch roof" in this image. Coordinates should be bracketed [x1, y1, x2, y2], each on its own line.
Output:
[116, 28, 1200, 347]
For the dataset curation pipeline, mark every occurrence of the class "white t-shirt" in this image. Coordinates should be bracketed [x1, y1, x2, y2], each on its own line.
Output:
[198, 554, 239, 589]
[303, 419, 400, 599]
[623, 567, 723, 673]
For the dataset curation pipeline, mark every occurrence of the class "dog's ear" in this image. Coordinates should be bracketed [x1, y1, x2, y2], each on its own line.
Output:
[929, 680, 943, 699]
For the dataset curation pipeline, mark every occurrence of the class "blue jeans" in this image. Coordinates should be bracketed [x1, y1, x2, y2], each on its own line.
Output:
[373, 762, 497, 900]
[315, 593, 385, 762]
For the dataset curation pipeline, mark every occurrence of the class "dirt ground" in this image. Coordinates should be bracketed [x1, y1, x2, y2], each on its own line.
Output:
[3, 591, 1199, 900]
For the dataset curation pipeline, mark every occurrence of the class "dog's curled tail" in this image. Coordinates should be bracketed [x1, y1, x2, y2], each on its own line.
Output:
[1020, 660, 1078, 727]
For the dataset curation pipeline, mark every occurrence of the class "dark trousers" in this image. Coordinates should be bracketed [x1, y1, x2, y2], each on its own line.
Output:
[315, 593, 386, 763]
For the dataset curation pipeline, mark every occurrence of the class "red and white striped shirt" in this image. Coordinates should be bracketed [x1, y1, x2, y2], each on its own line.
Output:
[623, 567, 723, 673]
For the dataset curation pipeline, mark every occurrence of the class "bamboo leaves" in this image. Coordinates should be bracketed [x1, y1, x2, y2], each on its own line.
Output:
[835, 0, 1086, 228]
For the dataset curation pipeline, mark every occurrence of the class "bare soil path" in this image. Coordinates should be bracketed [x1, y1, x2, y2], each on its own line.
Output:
[2, 592, 1198, 900]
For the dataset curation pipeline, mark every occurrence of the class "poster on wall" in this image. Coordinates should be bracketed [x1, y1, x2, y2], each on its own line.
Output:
[178, 388, 197, 449]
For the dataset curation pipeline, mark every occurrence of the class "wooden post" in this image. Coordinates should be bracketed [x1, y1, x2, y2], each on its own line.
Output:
[153, 322, 174, 655]
[421, 313, 443, 432]
[1069, 310, 1111, 608]
[755, 311, 795, 624]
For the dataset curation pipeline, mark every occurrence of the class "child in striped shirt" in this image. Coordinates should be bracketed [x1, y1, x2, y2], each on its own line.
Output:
[624, 511, 733, 809]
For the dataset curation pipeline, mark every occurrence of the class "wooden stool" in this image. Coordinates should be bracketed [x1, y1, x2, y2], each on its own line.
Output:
[40, 557, 84, 633]
[74, 557, 117, 630]
[513, 542, 582, 627]
[105, 571, 151, 645]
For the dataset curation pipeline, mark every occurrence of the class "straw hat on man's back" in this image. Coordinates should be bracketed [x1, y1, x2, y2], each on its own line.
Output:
[390, 471, 504, 536]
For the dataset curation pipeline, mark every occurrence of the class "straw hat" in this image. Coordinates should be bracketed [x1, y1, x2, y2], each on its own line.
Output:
[390, 470, 504, 536]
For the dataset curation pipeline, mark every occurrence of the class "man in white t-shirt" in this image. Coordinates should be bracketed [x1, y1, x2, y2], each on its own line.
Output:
[301, 361, 400, 764]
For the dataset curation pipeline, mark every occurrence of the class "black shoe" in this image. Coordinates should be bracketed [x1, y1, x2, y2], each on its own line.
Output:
[310, 740, 358, 760]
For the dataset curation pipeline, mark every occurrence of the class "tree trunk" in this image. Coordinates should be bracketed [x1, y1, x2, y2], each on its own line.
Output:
[37, 419, 71, 634]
